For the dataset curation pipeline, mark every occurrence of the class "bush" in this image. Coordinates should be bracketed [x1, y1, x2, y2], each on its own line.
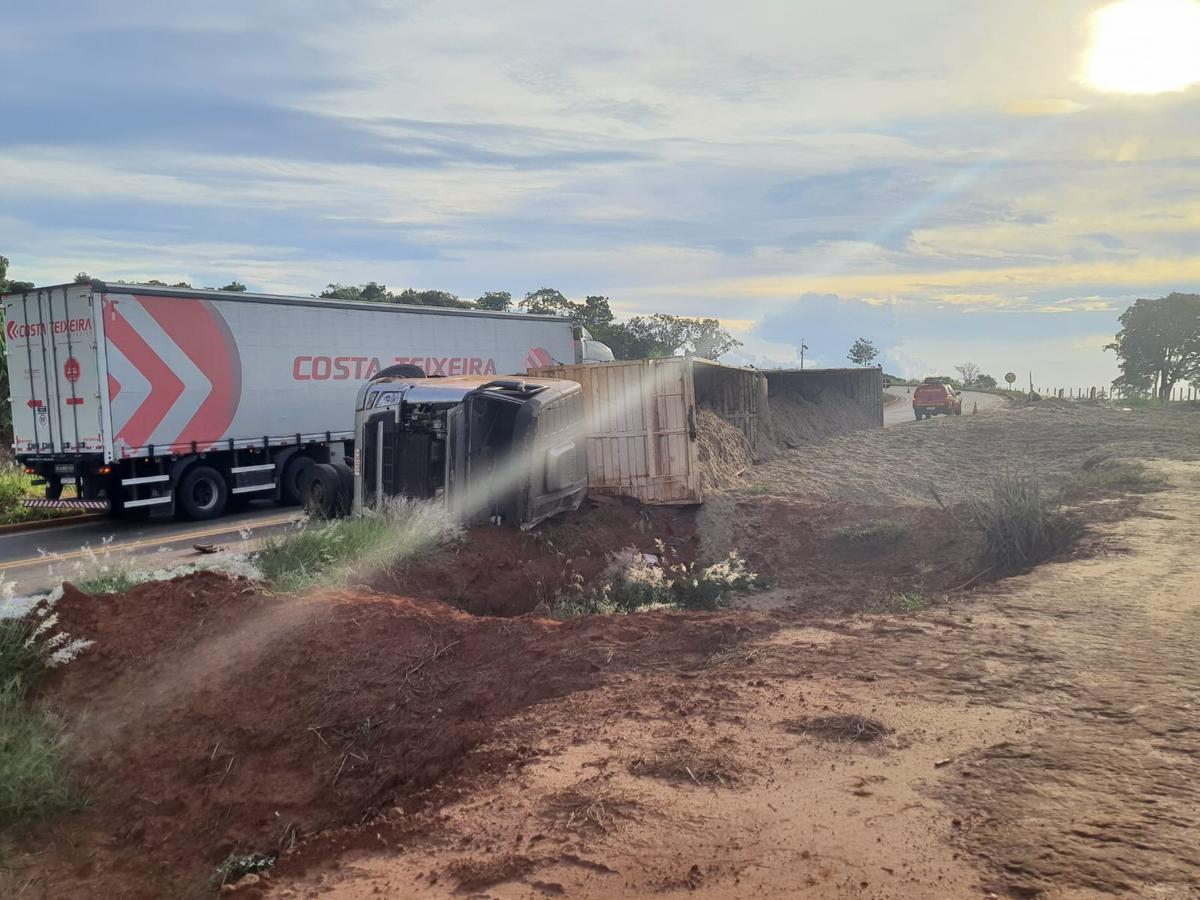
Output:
[0, 586, 91, 826]
[833, 521, 906, 549]
[255, 499, 460, 592]
[553, 544, 757, 618]
[0, 678, 82, 826]
[963, 472, 1080, 574]
[0, 467, 75, 526]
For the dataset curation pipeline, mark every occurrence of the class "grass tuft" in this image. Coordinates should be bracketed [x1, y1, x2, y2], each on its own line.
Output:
[255, 499, 460, 592]
[1070, 461, 1167, 495]
[0, 588, 90, 827]
[873, 590, 940, 613]
[833, 521, 907, 549]
[0, 467, 78, 526]
[958, 472, 1081, 575]
[0, 678, 85, 826]
[213, 852, 276, 888]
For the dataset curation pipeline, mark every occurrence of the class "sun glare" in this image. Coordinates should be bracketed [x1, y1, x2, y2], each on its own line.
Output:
[1086, 0, 1200, 94]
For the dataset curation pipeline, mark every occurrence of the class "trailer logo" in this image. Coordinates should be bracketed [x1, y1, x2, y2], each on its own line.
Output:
[6, 318, 93, 340]
[104, 295, 242, 453]
[293, 355, 498, 380]
[63, 357, 80, 384]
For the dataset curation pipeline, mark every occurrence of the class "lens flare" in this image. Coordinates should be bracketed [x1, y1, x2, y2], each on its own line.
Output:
[1085, 0, 1200, 94]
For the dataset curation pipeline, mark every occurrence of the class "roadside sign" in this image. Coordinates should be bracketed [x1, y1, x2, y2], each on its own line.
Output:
[1004, 372, 1016, 384]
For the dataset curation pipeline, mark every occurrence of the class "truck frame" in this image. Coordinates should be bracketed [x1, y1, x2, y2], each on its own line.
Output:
[2, 280, 611, 519]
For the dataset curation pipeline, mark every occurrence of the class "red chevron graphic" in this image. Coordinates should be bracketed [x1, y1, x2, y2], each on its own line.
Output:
[107, 374, 121, 403]
[140, 296, 241, 450]
[104, 298, 184, 450]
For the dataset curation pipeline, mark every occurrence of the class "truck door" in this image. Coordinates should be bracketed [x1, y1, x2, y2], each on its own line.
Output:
[3, 285, 103, 456]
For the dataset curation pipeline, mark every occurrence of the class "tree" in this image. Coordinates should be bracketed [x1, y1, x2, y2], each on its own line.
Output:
[394, 288, 473, 309]
[621, 314, 741, 360]
[320, 282, 391, 303]
[0, 256, 34, 293]
[520, 287, 574, 316]
[218, 281, 247, 292]
[974, 373, 998, 390]
[475, 291, 512, 311]
[74, 272, 93, 284]
[1106, 293, 1200, 399]
[954, 362, 982, 386]
[847, 337, 879, 366]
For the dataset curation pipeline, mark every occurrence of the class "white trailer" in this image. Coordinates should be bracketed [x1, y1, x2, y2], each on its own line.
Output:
[2, 280, 612, 519]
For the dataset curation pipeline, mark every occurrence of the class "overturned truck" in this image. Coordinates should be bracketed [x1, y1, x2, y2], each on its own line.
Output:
[345, 370, 589, 529]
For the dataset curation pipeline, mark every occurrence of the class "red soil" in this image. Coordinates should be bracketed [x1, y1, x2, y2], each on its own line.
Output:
[10, 496, 976, 898]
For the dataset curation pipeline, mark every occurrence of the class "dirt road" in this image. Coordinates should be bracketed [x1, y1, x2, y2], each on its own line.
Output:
[883, 389, 1007, 427]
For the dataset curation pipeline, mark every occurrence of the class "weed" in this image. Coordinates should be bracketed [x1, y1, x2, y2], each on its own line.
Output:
[1070, 461, 1167, 495]
[0, 586, 90, 828]
[0, 678, 85, 826]
[784, 714, 891, 744]
[213, 852, 276, 888]
[0, 467, 76, 526]
[256, 499, 460, 592]
[552, 544, 757, 618]
[873, 590, 940, 613]
[75, 568, 139, 595]
[945, 471, 1081, 575]
[833, 521, 906, 549]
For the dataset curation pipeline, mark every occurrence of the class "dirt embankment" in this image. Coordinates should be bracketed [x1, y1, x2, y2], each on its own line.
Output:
[6, 404, 1200, 899]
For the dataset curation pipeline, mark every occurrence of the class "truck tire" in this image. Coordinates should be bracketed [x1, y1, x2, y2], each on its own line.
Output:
[302, 463, 346, 518]
[177, 465, 229, 521]
[914, 410, 923, 421]
[44, 476, 64, 501]
[279, 455, 315, 506]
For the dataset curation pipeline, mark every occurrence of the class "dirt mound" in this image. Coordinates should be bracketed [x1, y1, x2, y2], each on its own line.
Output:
[762, 388, 877, 453]
[695, 407, 753, 491]
[16, 571, 774, 898]
[373, 496, 699, 617]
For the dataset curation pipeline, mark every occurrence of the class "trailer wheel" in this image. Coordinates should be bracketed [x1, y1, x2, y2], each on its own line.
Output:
[302, 463, 346, 518]
[279, 456, 314, 506]
[44, 476, 64, 501]
[177, 465, 229, 520]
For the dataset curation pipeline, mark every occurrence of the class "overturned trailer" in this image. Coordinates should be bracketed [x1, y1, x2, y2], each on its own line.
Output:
[530, 359, 884, 505]
[349, 372, 589, 529]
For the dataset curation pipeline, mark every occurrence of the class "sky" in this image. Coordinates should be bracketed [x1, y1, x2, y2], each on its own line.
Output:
[4, 0, 1200, 387]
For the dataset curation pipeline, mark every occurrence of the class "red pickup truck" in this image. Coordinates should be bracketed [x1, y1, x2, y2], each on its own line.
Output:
[913, 379, 963, 420]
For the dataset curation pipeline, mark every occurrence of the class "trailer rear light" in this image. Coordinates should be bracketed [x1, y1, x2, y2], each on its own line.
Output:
[98, 466, 112, 475]
[24, 467, 34, 475]
[66, 397, 84, 406]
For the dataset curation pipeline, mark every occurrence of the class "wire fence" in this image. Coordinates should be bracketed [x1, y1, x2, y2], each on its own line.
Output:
[1032, 385, 1200, 402]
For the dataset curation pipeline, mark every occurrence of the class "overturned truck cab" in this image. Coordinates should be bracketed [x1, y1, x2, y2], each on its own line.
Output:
[350, 370, 589, 529]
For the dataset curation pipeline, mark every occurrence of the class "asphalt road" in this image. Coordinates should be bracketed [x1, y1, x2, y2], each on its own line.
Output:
[0, 502, 299, 597]
[884, 389, 1007, 427]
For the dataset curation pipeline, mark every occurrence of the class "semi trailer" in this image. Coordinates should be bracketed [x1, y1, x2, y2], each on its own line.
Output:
[2, 280, 612, 519]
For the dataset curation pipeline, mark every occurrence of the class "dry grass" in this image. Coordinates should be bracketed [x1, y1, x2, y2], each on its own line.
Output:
[628, 742, 746, 788]
[784, 714, 891, 744]
[545, 780, 645, 834]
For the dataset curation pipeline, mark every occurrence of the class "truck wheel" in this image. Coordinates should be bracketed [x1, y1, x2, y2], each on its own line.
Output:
[302, 463, 346, 518]
[177, 465, 229, 520]
[914, 410, 923, 420]
[44, 476, 64, 501]
[279, 456, 314, 506]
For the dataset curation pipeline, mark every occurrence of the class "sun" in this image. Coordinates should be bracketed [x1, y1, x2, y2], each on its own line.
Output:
[1085, 0, 1200, 94]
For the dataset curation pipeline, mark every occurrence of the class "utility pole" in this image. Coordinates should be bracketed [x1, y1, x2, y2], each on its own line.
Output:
[799, 340, 808, 370]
